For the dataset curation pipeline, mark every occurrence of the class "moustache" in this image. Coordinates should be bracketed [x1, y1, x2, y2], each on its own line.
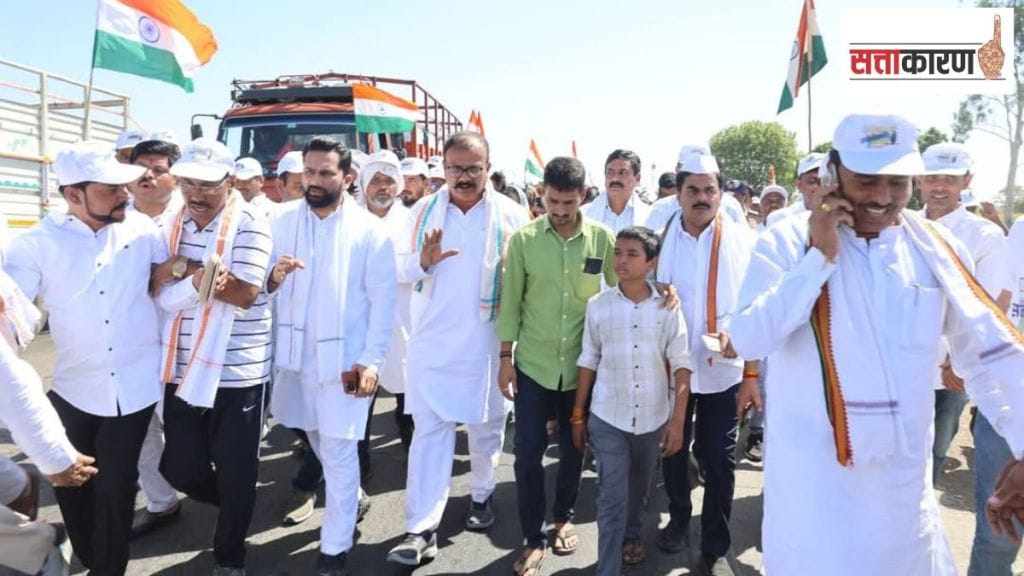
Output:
[113, 201, 128, 212]
[306, 186, 327, 195]
[455, 182, 475, 189]
[859, 202, 891, 210]
[609, 182, 623, 188]
[693, 203, 711, 210]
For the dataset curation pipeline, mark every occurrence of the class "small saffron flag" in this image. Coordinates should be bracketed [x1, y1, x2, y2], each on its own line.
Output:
[525, 139, 544, 182]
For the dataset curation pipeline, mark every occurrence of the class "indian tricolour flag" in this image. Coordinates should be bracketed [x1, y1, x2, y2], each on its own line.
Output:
[777, 0, 827, 113]
[353, 84, 419, 134]
[92, 0, 217, 93]
[525, 139, 545, 182]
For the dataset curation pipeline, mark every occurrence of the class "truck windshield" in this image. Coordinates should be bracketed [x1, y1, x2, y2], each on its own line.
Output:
[220, 119, 357, 174]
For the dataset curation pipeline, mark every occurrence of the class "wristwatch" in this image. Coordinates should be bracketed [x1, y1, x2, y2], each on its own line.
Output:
[171, 258, 188, 280]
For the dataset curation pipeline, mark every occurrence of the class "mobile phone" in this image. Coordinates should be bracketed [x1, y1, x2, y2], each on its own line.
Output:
[342, 370, 358, 393]
[818, 161, 839, 192]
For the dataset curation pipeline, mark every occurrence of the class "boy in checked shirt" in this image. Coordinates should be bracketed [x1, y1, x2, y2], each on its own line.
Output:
[572, 226, 692, 575]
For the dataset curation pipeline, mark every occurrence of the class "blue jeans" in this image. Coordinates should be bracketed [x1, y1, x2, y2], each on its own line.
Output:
[968, 413, 1020, 576]
[512, 368, 583, 548]
[933, 389, 969, 482]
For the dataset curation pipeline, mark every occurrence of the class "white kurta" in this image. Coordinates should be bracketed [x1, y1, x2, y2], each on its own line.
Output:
[270, 202, 396, 440]
[730, 216, 1024, 576]
[377, 203, 412, 394]
[764, 199, 809, 228]
[580, 191, 651, 234]
[1010, 215, 1024, 330]
[927, 206, 1010, 388]
[398, 200, 527, 424]
[655, 212, 755, 394]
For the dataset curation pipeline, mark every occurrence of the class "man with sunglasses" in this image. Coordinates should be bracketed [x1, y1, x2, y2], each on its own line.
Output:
[5, 141, 164, 575]
[151, 138, 272, 576]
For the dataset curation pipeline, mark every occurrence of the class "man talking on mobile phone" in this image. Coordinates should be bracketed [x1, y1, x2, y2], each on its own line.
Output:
[731, 113, 1024, 576]
[267, 136, 397, 576]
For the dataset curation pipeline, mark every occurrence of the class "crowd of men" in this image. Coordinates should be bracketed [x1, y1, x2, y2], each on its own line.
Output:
[2, 113, 1024, 576]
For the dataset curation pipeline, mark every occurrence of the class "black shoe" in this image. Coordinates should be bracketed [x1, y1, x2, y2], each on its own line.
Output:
[744, 434, 763, 463]
[386, 532, 438, 566]
[465, 496, 495, 531]
[702, 554, 734, 576]
[316, 551, 348, 576]
[656, 520, 689, 553]
[130, 499, 181, 539]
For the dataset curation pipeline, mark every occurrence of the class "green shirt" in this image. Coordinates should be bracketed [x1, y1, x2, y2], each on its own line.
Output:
[497, 215, 617, 391]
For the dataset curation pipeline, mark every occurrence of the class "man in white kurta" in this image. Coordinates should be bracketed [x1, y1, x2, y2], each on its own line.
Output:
[916, 142, 1012, 486]
[386, 133, 529, 566]
[731, 114, 1024, 576]
[360, 151, 415, 448]
[764, 152, 826, 228]
[268, 136, 396, 576]
[580, 149, 650, 233]
[654, 152, 756, 576]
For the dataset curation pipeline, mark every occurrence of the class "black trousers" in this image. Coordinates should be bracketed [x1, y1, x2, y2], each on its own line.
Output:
[512, 369, 583, 548]
[662, 383, 739, 558]
[48, 392, 153, 576]
[160, 383, 264, 568]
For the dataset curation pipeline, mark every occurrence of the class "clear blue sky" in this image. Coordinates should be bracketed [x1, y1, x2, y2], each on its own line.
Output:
[2, 0, 1011, 197]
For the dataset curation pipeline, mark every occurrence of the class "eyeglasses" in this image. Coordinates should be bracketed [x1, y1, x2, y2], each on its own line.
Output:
[444, 164, 485, 178]
[179, 177, 228, 194]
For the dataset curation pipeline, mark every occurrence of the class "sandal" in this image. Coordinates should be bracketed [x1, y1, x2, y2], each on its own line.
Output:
[550, 522, 579, 555]
[512, 546, 545, 576]
[622, 539, 646, 565]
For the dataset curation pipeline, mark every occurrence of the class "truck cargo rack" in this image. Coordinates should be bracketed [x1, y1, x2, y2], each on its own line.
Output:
[228, 73, 461, 156]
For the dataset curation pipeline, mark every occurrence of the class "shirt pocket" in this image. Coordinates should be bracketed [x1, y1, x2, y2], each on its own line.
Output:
[575, 256, 603, 302]
[900, 284, 945, 354]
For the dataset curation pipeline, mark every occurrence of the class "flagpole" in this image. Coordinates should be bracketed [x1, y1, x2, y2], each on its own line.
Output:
[806, 14, 813, 153]
[83, 0, 101, 140]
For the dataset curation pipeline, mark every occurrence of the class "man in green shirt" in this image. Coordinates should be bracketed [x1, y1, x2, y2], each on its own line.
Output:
[497, 156, 616, 576]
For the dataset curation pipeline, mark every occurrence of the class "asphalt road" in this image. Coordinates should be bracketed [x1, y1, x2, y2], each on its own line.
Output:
[3, 335, 1018, 575]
